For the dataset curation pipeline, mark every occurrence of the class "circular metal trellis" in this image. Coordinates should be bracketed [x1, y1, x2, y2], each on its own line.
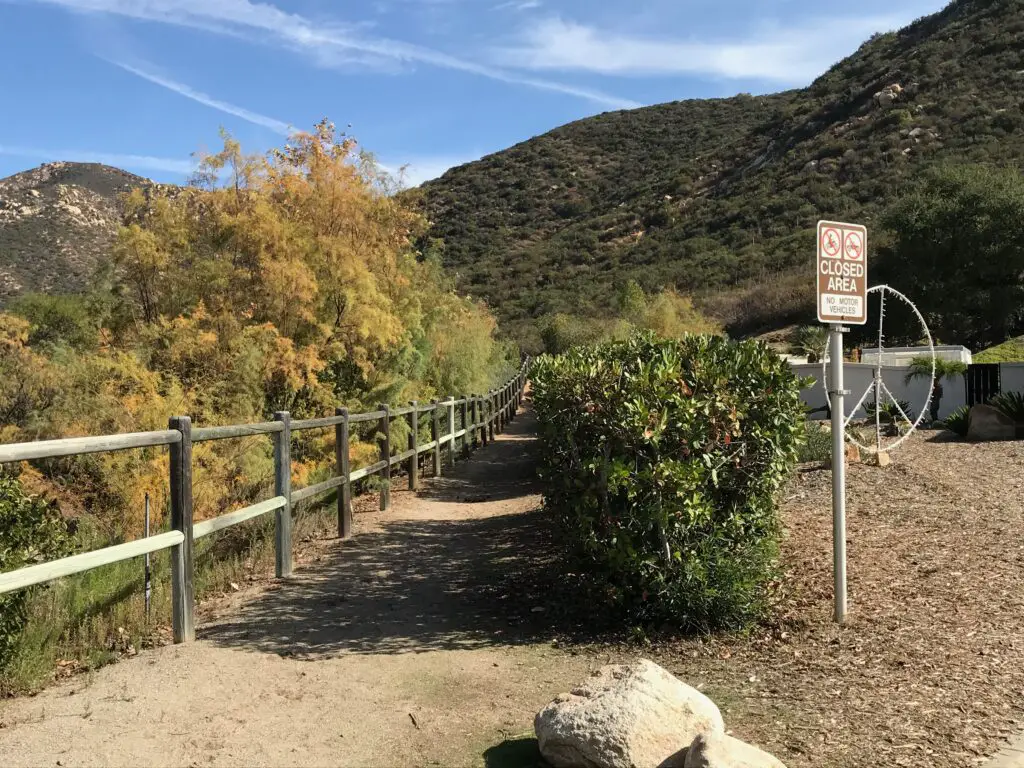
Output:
[822, 285, 936, 454]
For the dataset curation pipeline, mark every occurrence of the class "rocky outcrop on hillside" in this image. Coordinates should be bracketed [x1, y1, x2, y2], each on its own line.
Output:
[0, 162, 151, 303]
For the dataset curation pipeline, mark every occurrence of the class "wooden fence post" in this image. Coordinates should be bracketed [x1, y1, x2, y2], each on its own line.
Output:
[168, 415, 195, 644]
[335, 407, 352, 539]
[475, 395, 483, 448]
[378, 404, 391, 511]
[460, 396, 470, 457]
[273, 411, 293, 578]
[488, 391, 496, 442]
[408, 401, 418, 491]
[494, 389, 501, 433]
[431, 400, 442, 476]
[476, 395, 485, 446]
[452, 403, 460, 468]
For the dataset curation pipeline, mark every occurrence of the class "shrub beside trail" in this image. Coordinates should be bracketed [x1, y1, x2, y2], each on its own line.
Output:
[531, 333, 805, 631]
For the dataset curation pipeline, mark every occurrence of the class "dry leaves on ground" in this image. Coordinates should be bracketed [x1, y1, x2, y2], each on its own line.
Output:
[646, 432, 1024, 767]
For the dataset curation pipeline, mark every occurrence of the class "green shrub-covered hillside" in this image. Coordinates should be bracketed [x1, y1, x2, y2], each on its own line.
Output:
[419, 0, 1024, 343]
[531, 333, 805, 631]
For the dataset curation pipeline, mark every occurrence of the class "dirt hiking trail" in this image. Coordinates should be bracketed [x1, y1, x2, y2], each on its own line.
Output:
[0, 406, 598, 768]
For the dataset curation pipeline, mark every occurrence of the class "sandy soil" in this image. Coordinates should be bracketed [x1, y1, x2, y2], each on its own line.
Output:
[0, 407, 597, 768]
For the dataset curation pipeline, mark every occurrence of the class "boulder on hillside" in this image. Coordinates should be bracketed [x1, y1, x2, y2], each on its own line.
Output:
[967, 404, 1017, 442]
[875, 91, 896, 108]
[684, 732, 787, 768]
[873, 84, 902, 108]
[535, 659, 724, 768]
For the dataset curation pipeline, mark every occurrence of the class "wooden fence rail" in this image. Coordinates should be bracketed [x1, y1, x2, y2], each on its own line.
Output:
[0, 361, 530, 644]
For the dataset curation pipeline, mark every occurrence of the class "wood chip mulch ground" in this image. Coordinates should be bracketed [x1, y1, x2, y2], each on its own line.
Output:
[638, 432, 1024, 767]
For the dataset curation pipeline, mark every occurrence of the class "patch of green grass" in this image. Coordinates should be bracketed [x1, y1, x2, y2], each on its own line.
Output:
[975, 336, 1024, 363]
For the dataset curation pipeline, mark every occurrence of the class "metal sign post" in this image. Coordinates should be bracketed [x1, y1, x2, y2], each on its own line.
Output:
[829, 325, 848, 623]
[818, 219, 867, 625]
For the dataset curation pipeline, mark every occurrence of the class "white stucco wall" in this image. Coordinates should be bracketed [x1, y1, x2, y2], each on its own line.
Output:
[1002, 364, 1024, 395]
[793, 362, 967, 421]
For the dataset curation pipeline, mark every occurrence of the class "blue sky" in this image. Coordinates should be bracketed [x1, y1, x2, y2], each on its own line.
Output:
[0, 0, 948, 186]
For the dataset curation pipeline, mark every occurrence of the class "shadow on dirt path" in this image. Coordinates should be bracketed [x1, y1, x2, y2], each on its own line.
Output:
[202, 407, 566, 657]
[0, 400, 605, 768]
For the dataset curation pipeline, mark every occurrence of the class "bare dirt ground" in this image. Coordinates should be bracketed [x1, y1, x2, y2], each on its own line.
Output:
[1, 409, 1023, 768]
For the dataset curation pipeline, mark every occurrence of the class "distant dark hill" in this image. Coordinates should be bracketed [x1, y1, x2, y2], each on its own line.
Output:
[417, 0, 1024, 346]
[0, 162, 150, 303]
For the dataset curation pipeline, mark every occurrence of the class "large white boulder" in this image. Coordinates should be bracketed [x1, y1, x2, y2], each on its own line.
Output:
[684, 732, 787, 768]
[535, 659, 724, 768]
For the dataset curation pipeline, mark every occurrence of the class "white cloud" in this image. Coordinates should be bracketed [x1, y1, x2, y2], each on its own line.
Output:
[107, 60, 295, 135]
[27, 0, 640, 109]
[495, 0, 543, 11]
[493, 13, 926, 83]
[0, 144, 194, 175]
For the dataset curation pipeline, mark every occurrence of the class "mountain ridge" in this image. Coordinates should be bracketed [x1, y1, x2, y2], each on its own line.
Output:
[417, 0, 1024, 348]
[1, 0, 1021, 347]
[0, 162, 152, 302]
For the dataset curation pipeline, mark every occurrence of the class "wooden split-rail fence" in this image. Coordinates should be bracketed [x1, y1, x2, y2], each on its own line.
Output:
[0, 362, 530, 643]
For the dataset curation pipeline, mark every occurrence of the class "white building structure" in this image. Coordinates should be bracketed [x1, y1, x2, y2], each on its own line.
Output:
[859, 345, 972, 367]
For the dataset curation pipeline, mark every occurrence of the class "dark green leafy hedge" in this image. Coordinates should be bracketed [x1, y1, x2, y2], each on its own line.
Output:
[531, 333, 805, 631]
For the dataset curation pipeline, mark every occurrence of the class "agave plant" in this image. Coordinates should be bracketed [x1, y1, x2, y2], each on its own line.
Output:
[864, 398, 913, 425]
[990, 391, 1024, 422]
[942, 405, 970, 437]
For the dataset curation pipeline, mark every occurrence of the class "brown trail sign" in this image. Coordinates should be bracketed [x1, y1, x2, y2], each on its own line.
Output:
[817, 220, 867, 325]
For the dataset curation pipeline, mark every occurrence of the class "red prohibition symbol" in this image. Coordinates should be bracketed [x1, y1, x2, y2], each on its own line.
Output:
[821, 227, 842, 257]
[844, 231, 864, 261]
